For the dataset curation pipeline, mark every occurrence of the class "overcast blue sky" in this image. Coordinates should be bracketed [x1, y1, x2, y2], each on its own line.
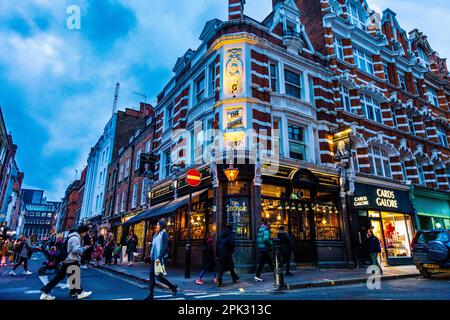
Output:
[1, 0, 449, 201]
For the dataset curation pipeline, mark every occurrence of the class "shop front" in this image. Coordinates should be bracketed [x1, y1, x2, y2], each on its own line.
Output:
[412, 187, 450, 230]
[349, 182, 416, 266]
[260, 165, 347, 268]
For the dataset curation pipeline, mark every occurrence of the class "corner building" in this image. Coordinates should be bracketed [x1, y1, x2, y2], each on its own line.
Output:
[295, 0, 450, 265]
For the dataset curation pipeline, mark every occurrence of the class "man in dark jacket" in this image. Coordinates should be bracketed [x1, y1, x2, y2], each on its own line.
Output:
[144, 219, 177, 301]
[277, 225, 294, 276]
[366, 226, 383, 274]
[216, 224, 239, 287]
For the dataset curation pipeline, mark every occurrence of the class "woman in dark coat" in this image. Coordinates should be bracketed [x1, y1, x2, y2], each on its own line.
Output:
[216, 225, 239, 287]
[195, 235, 217, 285]
[277, 225, 294, 276]
[126, 230, 138, 266]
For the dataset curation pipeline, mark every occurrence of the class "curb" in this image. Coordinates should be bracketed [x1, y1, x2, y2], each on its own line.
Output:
[92, 263, 420, 293]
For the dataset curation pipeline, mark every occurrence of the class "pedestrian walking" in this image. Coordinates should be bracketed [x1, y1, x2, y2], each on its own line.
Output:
[366, 226, 383, 274]
[93, 244, 103, 267]
[277, 225, 294, 276]
[126, 230, 138, 266]
[103, 232, 115, 265]
[40, 224, 93, 300]
[216, 224, 240, 287]
[1, 239, 11, 266]
[196, 235, 217, 285]
[113, 243, 121, 265]
[13, 236, 23, 264]
[144, 219, 177, 301]
[10, 234, 40, 275]
[254, 220, 274, 282]
[80, 227, 94, 269]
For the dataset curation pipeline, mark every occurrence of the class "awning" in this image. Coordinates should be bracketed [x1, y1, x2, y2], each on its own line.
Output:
[123, 189, 208, 226]
[414, 195, 450, 219]
[122, 201, 171, 227]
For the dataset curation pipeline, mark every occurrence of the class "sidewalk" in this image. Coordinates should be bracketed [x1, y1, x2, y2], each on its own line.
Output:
[91, 261, 420, 293]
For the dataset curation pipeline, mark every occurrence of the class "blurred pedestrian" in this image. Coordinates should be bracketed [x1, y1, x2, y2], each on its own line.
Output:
[366, 226, 383, 274]
[1, 239, 10, 266]
[113, 243, 121, 265]
[103, 232, 115, 265]
[196, 235, 217, 285]
[80, 227, 94, 269]
[144, 219, 177, 301]
[10, 234, 40, 275]
[254, 220, 274, 282]
[94, 244, 103, 267]
[126, 230, 138, 266]
[277, 225, 294, 276]
[216, 225, 239, 287]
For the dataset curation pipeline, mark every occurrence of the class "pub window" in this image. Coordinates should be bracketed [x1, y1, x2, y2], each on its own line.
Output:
[179, 202, 209, 240]
[269, 60, 278, 93]
[225, 197, 250, 240]
[360, 94, 382, 123]
[284, 68, 302, 99]
[368, 145, 391, 178]
[288, 124, 307, 161]
[340, 85, 351, 112]
[314, 204, 340, 241]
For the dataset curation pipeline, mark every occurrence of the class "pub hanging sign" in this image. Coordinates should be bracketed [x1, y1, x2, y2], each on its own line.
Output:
[351, 183, 413, 213]
[332, 128, 352, 161]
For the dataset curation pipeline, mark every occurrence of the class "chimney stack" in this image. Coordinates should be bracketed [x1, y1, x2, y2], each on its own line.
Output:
[228, 0, 245, 21]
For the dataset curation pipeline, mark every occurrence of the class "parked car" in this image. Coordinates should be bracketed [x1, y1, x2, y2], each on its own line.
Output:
[411, 230, 450, 278]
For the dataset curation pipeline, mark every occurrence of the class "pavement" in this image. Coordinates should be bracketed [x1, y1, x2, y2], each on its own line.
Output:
[90, 260, 421, 293]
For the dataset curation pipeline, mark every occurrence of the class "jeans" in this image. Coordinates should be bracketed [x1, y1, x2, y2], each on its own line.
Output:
[148, 259, 176, 299]
[13, 257, 28, 272]
[370, 253, 383, 273]
[255, 251, 274, 278]
[279, 254, 291, 274]
[41, 261, 83, 295]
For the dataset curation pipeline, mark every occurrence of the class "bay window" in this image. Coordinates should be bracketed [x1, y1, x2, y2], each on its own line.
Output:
[369, 146, 391, 178]
[288, 124, 306, 161]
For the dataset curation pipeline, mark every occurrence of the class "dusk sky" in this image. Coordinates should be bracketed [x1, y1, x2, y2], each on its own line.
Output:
[1, 0, 449, 201]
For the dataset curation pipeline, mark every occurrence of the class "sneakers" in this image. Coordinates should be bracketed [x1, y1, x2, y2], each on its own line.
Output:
[25, 271, 33, 275]
[40, 293, 56, 301]
[195, 279, 204, 285]
[254, 276, 264, 282]
[9, 270, 16, 275]
[77, 291, 93, 300]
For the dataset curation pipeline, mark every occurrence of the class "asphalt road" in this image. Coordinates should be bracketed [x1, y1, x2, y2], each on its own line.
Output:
[1, 253, 450, 300]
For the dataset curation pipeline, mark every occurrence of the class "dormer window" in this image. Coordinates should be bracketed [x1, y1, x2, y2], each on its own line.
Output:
[347, 1, 367, 30]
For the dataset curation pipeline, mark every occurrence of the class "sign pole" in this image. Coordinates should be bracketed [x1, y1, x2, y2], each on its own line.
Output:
[185, 186, 192, 279]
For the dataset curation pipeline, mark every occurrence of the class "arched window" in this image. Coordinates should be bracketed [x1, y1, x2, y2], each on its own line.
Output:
[360, 94, 382, 123]
[346, 1, 367, 30]
[368, 145, 391, 178]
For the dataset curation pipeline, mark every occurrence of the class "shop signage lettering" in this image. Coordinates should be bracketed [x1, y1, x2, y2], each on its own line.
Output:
[226, 199, 249, 224]
[354, 196, 369, 207]
[375, 189, 398, 209]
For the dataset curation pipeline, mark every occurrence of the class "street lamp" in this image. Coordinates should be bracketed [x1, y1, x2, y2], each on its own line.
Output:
[223, 165, 239, 182]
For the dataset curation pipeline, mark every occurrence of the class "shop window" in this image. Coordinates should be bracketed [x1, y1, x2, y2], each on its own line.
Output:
[269, 61, 278, 93]
[382, 212, 414, 258]
[133, 221, 145, 249]
[368, 146, 391, 178]
[288, 124, 306, 161]
[353, 48, 374, 74]
[284, 68, 302, 99]
[340, 85, 351, 113]
[360, 94, 382, 122]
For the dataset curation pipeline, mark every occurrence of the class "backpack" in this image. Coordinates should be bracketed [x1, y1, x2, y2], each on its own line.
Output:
[56, 235, 77, 263]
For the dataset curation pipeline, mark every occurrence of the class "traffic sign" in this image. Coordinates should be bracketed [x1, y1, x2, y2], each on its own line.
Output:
[186, 169, 201, 187]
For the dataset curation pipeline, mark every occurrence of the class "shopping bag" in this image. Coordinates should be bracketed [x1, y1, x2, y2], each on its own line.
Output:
[154, 261, 167, 276]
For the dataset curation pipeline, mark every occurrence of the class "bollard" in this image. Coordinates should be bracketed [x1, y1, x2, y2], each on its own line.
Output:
[272, 238, 284, 290]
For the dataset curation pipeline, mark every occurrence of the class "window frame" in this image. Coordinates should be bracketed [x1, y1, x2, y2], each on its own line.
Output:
[269, 60, 278, 93]
[368, 145, 392, 178]
[194, 73, 206, 105]
[284, 68, 303, 100]
[353, 48, 374, 75]
[340, 85, 351, 112]
[427, 87, 439, 107]
[287, 123, 307, 161]
[437, 126, 449, 148]
[360, 94, 382, 123]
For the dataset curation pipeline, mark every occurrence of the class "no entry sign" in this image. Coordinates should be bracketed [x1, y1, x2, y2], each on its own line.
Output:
[186, 169, 201, 187]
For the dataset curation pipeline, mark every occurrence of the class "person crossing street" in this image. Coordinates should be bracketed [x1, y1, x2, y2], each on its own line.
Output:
[9, 234, 40, 275]
[40, 225, 93, 300]
[254, 220, 274, 282]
